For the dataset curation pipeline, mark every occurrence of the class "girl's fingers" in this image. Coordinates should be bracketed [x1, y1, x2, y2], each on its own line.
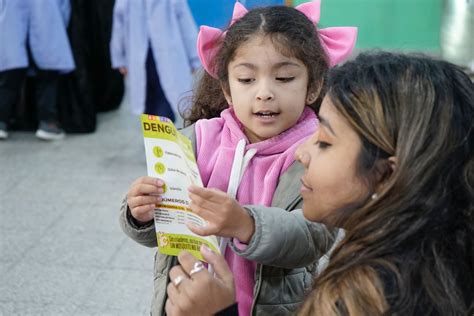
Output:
[131, 176, 164, 187]
[129, 176, 165, 197]
[188, 202, 217, 221]
[188, 191, 224, 213]
[128, 195, 161, 209]
[129, 204, 155, 222]
[186, 221, 216, 236]
[129, 183, 164, 197]
[130, 204, 155, 213]
[188, 185, 227, 203]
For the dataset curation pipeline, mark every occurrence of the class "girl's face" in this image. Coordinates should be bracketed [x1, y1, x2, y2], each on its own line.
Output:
[295, 96, 371, 224]
[223, 35, 316, 143]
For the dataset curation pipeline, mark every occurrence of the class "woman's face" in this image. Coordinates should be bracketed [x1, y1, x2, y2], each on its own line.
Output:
[295, 96, 371, 224]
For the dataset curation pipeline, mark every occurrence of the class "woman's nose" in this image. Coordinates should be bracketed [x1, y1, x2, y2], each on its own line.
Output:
[295, 142, 310, 166]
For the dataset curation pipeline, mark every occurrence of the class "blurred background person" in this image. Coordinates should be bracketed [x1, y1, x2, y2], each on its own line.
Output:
[110, 0, 200, 126]
[0, 0, 75, 140]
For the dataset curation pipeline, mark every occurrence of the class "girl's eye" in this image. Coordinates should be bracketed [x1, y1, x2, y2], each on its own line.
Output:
[276, 77, 295, 82]
[316, 141, 331, 149]
[238, 78, 254, 84]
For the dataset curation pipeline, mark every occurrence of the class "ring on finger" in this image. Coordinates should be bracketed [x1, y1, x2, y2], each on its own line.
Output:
[173, 275, 185, 287]
[189, 261, 206, 276]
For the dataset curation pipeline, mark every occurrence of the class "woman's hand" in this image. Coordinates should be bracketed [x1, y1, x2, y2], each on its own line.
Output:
[165, 245, 236, 316]
[126, 176, 164, 224]
[187, 185, 255, 243]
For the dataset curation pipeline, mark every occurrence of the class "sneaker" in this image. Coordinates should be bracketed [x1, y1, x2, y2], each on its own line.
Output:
[0, 122, 8, 140]
[36, 121, 65, 141]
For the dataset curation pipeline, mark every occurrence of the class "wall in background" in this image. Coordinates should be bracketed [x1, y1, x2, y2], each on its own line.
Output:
[189, 0, 441, 51]
[293, 0, 442, 51]
[188, 0, 284, 28]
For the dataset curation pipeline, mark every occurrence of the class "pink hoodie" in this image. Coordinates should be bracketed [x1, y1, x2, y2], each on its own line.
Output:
[195, 107, 317, 316]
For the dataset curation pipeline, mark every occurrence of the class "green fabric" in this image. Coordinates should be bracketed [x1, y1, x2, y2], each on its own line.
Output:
[293, 0, 441, 51]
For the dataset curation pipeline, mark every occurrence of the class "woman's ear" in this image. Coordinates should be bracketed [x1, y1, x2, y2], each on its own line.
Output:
[374, 156, 397, 193]
[387, 156, 397, 173]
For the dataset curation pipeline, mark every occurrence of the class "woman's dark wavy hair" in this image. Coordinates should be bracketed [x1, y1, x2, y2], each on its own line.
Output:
[299, 52, 474, 315]
[182, 5, 329, 125]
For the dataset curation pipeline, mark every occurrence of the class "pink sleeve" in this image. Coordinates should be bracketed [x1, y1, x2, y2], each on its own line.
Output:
[232, 238, 249, 251]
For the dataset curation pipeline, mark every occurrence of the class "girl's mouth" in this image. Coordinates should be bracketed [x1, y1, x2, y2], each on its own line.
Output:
[254, 111, 280, 117]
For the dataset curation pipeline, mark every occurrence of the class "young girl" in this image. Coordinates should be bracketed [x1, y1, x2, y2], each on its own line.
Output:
[120, 1, 357, 315]
[165, 52, 474, 316]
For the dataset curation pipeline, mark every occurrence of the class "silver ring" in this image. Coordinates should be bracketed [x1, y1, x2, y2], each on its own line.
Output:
[173, 275, 185, 287]
[189, 261, 205, 276]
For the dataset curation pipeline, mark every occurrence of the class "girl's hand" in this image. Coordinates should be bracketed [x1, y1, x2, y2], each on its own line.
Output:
[127, 176, 164, 224]
[165, 246, 235, 316]
[187, 185, 255, 243]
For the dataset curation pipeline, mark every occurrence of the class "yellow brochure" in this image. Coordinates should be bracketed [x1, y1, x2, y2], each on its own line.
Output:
[141, 114, 220, 260]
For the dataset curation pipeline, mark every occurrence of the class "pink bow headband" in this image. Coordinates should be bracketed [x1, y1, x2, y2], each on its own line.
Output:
[197, 0, 358, 79]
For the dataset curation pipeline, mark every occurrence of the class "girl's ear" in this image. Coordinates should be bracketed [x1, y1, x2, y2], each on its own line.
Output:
[221, 83, 233, 106]
[306, 92, 317, 104]
[306, 84, 323, 104]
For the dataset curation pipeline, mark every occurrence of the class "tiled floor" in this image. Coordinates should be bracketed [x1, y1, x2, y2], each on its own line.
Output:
[0, 100, 156, 315]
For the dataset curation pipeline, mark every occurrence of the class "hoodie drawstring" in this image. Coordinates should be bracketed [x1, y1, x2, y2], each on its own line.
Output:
[218, 138, 257, 257]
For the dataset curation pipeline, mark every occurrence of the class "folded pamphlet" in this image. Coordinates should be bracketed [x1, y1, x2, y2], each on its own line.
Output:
[141, 114, 220, 260]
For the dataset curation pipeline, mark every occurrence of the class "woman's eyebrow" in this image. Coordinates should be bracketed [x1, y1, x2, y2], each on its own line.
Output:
[319, 115, 336, 136]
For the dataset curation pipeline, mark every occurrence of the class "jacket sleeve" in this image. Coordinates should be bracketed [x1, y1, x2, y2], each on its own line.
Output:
[59, 0, 72, 26]
[230, 206, 338, 269]
[119, 197, 158, 248]
[110, 0, 128, 69]
[174, 0, 201, 70]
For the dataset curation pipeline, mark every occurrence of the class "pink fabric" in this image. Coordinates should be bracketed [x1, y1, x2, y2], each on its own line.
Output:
[196, 2, 248, 79]
[197, 0, 358, 78]
[195, 107, 318, 316]
[295, 0, 357, 67]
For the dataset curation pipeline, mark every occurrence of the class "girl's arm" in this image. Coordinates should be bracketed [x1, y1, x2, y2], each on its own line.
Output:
[110, 0, 128, 69]
[119, 197, 157, 248]
[187, 186, 339, 269]
[174, 0, 201, 70]
[229, 206, 339, 269]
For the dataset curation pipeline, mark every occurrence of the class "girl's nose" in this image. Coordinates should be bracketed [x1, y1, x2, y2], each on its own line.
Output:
[256, 81, 274, 101]
[256, 93, 273, 101]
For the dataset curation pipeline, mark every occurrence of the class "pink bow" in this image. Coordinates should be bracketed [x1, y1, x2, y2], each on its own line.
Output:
[197, 0, 358, 78]
[296, 0, 358, 67]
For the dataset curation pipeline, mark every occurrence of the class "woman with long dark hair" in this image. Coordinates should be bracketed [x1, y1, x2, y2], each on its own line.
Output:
[165, 52, 473, 315]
